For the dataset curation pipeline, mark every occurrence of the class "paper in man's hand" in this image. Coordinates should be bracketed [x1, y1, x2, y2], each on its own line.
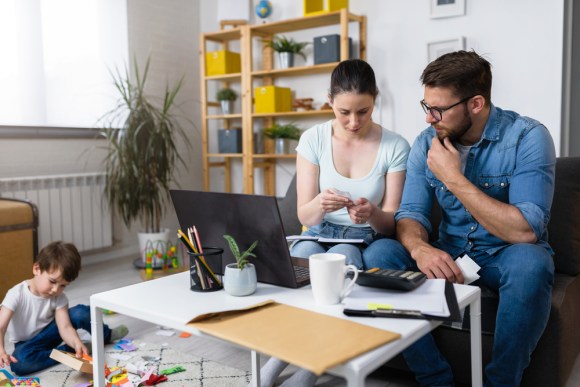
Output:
[456, 254, 481, 285]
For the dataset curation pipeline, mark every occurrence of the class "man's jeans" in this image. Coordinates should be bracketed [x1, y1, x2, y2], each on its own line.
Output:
[290, 221, 405, 270]
[11, 304, 112, 376]
[384, 242, 554, 387]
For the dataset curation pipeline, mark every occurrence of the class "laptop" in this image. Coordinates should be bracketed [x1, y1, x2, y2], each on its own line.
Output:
[169, 190, 310, 288]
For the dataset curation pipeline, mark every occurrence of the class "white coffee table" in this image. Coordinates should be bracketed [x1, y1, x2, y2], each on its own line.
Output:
[90, 272, 481, 386]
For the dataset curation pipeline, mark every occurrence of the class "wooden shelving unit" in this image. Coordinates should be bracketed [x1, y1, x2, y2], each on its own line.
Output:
[199, 9, 366, 194]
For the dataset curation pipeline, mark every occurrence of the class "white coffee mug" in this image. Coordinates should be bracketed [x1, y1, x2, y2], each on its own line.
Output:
[309, 253, 359, 305]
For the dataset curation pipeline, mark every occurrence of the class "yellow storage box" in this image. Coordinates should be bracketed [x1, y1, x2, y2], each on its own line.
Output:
[304, 0, 348, 16]
[205, 50, 241, 76]
[254, 86, 292, 113]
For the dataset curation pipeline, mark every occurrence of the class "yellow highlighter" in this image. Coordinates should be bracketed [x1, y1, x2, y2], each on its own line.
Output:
[367, 303, 394, 310]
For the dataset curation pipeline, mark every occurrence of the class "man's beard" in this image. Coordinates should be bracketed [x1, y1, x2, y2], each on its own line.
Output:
[434, 108, 472, 142]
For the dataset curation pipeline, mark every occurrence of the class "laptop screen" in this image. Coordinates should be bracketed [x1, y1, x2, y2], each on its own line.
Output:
[170, 190, 301, 288]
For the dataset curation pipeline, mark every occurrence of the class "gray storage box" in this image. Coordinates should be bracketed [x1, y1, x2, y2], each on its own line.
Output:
[314, 34, 353, 64]
[218, 128, 242, 153]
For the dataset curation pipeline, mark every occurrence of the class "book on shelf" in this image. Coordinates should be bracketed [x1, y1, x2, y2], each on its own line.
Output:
[285, 235, 365, 244]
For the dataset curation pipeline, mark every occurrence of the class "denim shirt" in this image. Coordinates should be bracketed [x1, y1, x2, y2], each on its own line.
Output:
[395, 104, 556, 258]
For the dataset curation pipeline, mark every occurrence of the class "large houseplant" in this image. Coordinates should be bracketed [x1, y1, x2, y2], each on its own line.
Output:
[99, 58, 190, 262]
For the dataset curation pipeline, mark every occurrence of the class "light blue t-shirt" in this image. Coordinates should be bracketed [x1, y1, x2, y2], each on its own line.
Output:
[296, 120, 410, 226]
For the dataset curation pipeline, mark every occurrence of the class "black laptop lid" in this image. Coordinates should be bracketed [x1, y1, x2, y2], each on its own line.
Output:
[170, 190, 299, 288]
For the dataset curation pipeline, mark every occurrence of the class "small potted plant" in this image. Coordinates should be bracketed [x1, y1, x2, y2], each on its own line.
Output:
[222, 234, 259, 296]
[216, 87, 237, 115]
[263, 35, 309, 69]
[263, 123, 302, 154]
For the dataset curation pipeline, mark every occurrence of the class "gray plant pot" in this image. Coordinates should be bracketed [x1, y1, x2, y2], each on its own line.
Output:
[274, 138, 289, 154]
[278, 52, 295, 69]
[220, 100, 233, 115]
[223, 263, 257, 296]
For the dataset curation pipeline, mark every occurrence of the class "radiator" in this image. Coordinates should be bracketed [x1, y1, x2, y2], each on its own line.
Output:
[0, 173, 113, 252]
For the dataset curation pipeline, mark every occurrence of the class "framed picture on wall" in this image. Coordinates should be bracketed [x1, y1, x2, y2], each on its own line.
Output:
[430, 0, 465, 19]
[427, 37, 465, 62]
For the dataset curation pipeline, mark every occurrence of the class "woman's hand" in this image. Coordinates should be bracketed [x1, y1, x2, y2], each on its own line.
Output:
[347, 197, 373, 224]
[320, 189, 353, 213]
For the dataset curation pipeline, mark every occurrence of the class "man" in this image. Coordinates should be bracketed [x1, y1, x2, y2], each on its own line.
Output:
[392, 51, 556, 386]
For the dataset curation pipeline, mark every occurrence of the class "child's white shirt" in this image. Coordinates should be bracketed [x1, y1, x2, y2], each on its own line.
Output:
[1, 280, 68, 343]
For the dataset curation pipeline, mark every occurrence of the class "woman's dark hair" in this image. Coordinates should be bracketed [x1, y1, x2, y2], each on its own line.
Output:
[421, 50, 492, 106]
[35, 241, 82, 282]
[329, 59, 379, 100]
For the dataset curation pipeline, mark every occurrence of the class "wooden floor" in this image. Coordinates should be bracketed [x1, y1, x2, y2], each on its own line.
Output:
[11, 254, 580, 386]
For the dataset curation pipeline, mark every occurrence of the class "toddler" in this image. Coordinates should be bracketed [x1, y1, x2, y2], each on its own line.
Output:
[0, 241, 128, 375]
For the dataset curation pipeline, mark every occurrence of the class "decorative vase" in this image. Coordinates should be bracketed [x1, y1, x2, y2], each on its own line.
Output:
[278, 52, 294, 69]
[220, 100, 233, 115]
[274, 138, 289, 154]
[254, 131, 264, 154]
[223, 263, 257, 296]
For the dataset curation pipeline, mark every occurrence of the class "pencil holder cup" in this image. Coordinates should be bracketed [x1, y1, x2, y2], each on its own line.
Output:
[188, 247, 223, 292]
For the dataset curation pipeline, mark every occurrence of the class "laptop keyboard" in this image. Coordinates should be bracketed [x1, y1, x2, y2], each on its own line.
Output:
[293, 265, 310, 282]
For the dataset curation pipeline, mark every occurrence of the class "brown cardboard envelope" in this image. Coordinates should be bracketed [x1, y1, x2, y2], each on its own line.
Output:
[188, 301, 400, 375]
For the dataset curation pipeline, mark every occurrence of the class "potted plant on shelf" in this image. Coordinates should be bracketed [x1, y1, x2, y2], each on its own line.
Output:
[216, 87, 237, 115]
[222, 234, 258, 296]
[263, 123, 302, 154]
[263, 35, 309, 69]
[99, 57, 191, 267]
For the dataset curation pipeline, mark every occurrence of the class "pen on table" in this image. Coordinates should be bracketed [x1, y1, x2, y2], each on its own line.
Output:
[343, 308, 424, 318]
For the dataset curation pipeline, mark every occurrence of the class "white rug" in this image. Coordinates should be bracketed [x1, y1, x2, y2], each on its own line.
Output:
[36, 341, 251, 386]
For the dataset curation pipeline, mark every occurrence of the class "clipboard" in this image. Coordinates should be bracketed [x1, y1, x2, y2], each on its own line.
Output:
[344, 280, 462, 322]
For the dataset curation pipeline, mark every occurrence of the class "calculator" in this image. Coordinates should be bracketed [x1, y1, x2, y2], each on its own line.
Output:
[349, 268, 427, 291]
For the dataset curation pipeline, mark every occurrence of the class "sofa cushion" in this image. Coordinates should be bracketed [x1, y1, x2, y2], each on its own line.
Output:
[548, 157, 580, 275]
[277, 175, 302, 236]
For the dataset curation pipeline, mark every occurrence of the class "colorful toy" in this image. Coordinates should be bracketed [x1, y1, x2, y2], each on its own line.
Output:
[0, 369, 14, 381]
[11, 377, 40, 386]
[160, 365, 185, 375]
[143, 239, 179, 279]
[142, 373, 167, 386]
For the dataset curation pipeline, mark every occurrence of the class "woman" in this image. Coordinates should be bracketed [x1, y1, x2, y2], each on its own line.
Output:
[291, 58, 410, 270]
[257, 59, 410, 387]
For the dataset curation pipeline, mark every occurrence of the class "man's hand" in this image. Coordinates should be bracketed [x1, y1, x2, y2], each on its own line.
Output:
[427, 137, 462, 184]
[347, 197, 373, 224]
[413, 244, 465, 284]
[0, 351, 17, 367]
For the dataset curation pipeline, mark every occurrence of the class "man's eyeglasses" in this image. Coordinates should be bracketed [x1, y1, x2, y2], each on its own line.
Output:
[420, 95, 475, 121]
